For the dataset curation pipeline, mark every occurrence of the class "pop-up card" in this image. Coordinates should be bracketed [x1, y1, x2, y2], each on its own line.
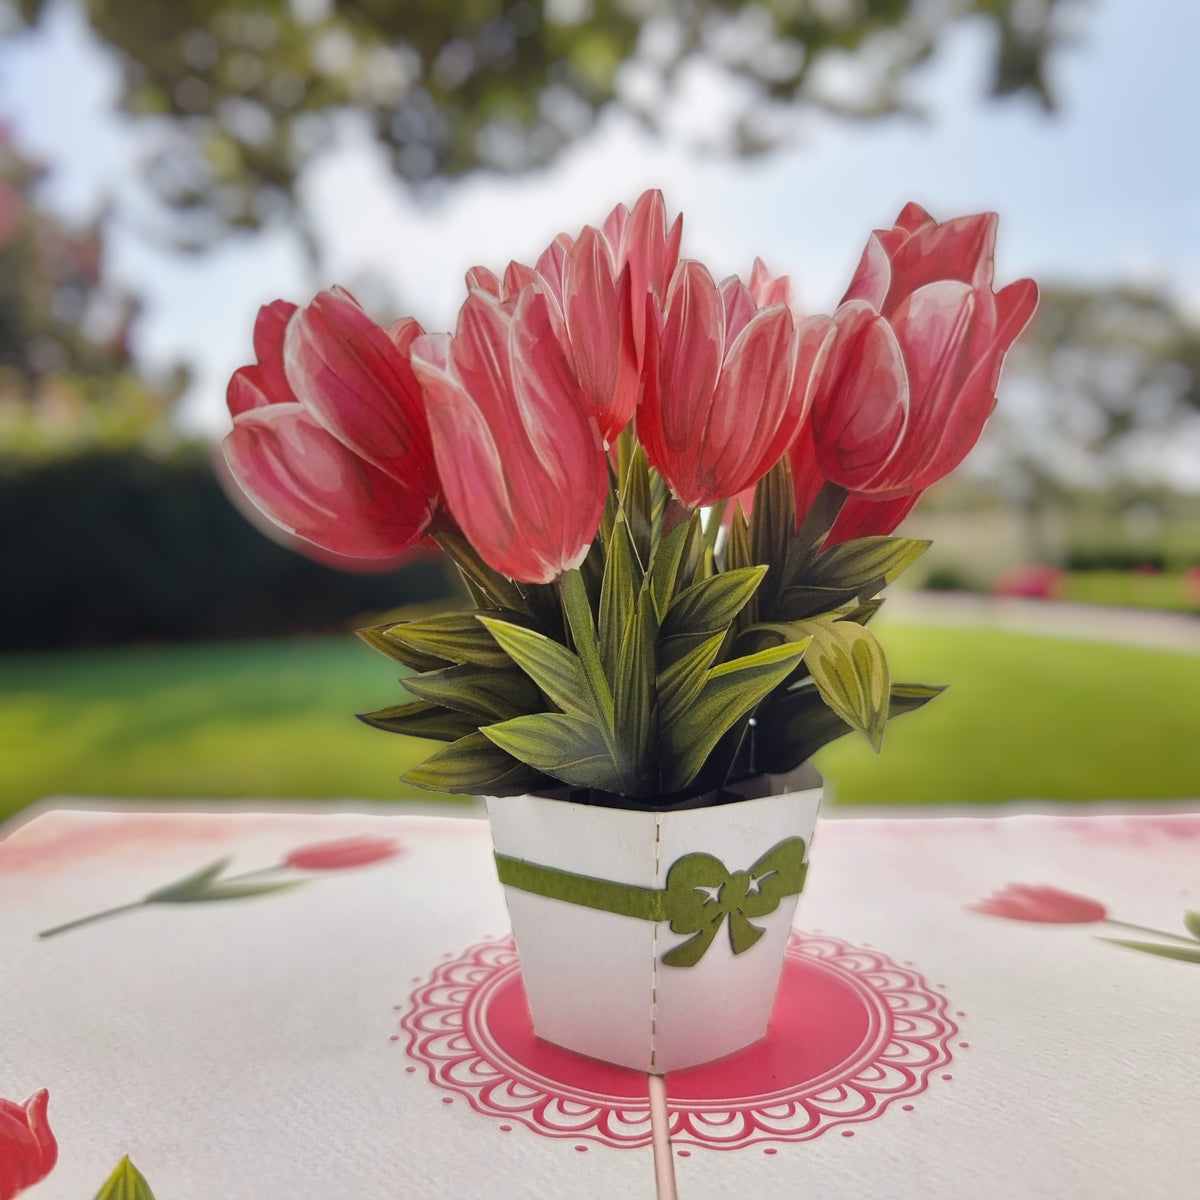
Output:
[223, 192, 1037, 1071]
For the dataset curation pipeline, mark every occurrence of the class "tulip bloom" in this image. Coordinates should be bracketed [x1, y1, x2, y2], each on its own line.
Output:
[465, 191, 680, 446]
[411, 286, 608, 584]
[0, 1090, 57, 1200]
[811, 204, 1038, 500]
[224, 289, 441, 559]
[970, 884, 1107, 924]
[285, 836, 401, 870]
[640, 259, 834, 509]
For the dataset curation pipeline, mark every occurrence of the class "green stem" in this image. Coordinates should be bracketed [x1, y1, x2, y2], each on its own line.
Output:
[1103, 918, 1198, 946]
[37, 864, 289, 939]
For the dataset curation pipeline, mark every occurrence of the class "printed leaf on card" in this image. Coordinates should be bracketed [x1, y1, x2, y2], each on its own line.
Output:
[93, 1155, 158, 1200]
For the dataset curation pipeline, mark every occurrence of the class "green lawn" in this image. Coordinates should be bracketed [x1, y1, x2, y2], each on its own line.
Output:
[2, 622, 1198, 824]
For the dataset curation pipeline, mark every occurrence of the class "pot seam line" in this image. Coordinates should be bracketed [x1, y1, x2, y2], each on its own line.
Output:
[650, 811, 663, 1075]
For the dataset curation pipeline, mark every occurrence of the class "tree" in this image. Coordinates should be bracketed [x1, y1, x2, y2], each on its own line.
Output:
[12, 0, 1084, 247]
[0, 126, 186, 456]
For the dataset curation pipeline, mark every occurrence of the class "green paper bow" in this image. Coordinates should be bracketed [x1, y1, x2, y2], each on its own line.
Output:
[494, 835, 807, 968]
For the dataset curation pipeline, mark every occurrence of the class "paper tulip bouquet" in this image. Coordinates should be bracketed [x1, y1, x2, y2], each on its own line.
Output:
[225, 193, 1037, 812]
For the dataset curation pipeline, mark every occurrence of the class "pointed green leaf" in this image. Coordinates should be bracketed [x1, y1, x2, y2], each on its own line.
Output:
[648, 514, 698, 622]
[93, 1155, 158, 1200]
[775, 582, 867, 620]
[558, 568, 616, 736]
[1184, 911, 1200, 941]
[357, 701, 479, 742]
[356, 623, 447, 672]
[477, 617, 593, 720]
[749, 456, 796, 575]
[374, 610, 535, 669]
[657, 631, 724, 731]
[619, 443, 653, 567]
[144, 857, 231, 903]
[1099, 938, 1200, 964]
[599, 515, 640, 683]
[725, 500, 755, 583]
[799, 617, 890, 750]
[805, 536, 929, 592]
[662, 639, 810, 793]
[437, 527, 526, 611]
[841, 597, 885, 626]
[481, 713, 621, 792]
[660, 566, 766, 650]
[402, 731, 552, 796]
[168, 881, 305, 903]
[754, 681, 945, 773]
[401, 663, 541, 722]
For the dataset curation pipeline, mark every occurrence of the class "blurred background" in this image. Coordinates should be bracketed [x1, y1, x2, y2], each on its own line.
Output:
[1, 0, 1198, 821]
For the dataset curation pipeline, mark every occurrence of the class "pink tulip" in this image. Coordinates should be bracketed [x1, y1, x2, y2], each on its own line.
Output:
[285, 836, 401, 870]
[224, 289, 441, 559]
[464, 191, 680, 446]
[411, 286, 608, 584]
[811, 204, 1038, 500]
[970, 884, 1107, 924]
[640, 259, 834, 509]
[0, 1090, 57, 1200]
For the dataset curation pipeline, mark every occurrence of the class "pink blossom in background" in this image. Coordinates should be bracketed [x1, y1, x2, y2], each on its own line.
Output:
[223, 289, 442, 560]
[970, 884, 1108, 924]
[0, 1090, 58, 1200]
[991, 564, 1065, 599]
[284, 836, 402, 871]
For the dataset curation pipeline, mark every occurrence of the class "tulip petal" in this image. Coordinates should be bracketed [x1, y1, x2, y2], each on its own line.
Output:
[788, 421, 825, 524]
[503, 260, 538, 299]
[535, 233, 573, 307]
[719, 275, 758, 343]
[840, 232, 892, 310]
[226, 365, 274, 416]
[812, 301, 909, 491]
[748, 257, 794, 310]
[251, 299, 298, 403]
[224, 405, 432, 558]
[284, 288, 436, 494]
[465, 265, 501, 297]
[414, 290, 606, 583]
[894, 201, 935, 235]
[563, 226, 637, 443]
[886, 212, 998, 307]
[707, 304, 797, 495]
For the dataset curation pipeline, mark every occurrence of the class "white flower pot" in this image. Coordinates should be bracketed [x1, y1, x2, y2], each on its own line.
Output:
[486, 766, 822, 1073]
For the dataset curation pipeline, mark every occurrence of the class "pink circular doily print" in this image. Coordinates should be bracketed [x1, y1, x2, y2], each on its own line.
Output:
[400, 931, 957, 1150]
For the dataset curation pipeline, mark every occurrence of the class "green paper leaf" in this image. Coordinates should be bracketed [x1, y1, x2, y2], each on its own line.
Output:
[774, 582, 866, 620]
[374, 610, 535, 669]
[481, 712, 620, 792]
[1099, 938, 1200, 964]
[356, 623, 447, 672]
[478, 617, 592, 720]
[840, 597, 885, 626]
[799, 617, 890, 750]
[558, 568, 617, 738]
[804, 536, 930, 592]
[401, 663, 542, 722]
[402, 731, 552, 796]
[660, 566, 766, 650]
[657, 631, 724, 731]
[144, 857, 231, 902]
[663, 639, 810, 793]
[619, 443, 654, 567]
[93, 1155, 157, 1200]
[168, 880, 305, 903]
[612, 583, 659, 792]
[357, 700, 479, 742]
[599, 515, 641, 684]
[754, 681, 945, 773]
[1184, 911, 1200, 941]
[749, 457, 796, 580]
[436, 527, 526, 611]
[647, 514, 698, 622]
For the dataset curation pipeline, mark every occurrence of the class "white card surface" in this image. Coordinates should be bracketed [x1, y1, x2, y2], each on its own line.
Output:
[3, 802, 1199, 1199]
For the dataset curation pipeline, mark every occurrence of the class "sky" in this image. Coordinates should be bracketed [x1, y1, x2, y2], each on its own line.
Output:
[1, 0, 1199, 440]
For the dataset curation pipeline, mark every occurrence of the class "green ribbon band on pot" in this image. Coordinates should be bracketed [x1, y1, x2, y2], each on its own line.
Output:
[493, 836, 807, 968]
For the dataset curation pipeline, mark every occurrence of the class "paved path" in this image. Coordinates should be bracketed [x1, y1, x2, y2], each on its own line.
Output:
[885, 590, 1200, 655]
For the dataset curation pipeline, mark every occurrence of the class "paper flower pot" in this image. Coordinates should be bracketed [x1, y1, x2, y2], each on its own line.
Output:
[486, 767, 822, 1073]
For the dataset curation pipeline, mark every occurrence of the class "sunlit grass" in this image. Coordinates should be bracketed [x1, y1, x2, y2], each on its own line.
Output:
[2, 621, 1198, 823]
